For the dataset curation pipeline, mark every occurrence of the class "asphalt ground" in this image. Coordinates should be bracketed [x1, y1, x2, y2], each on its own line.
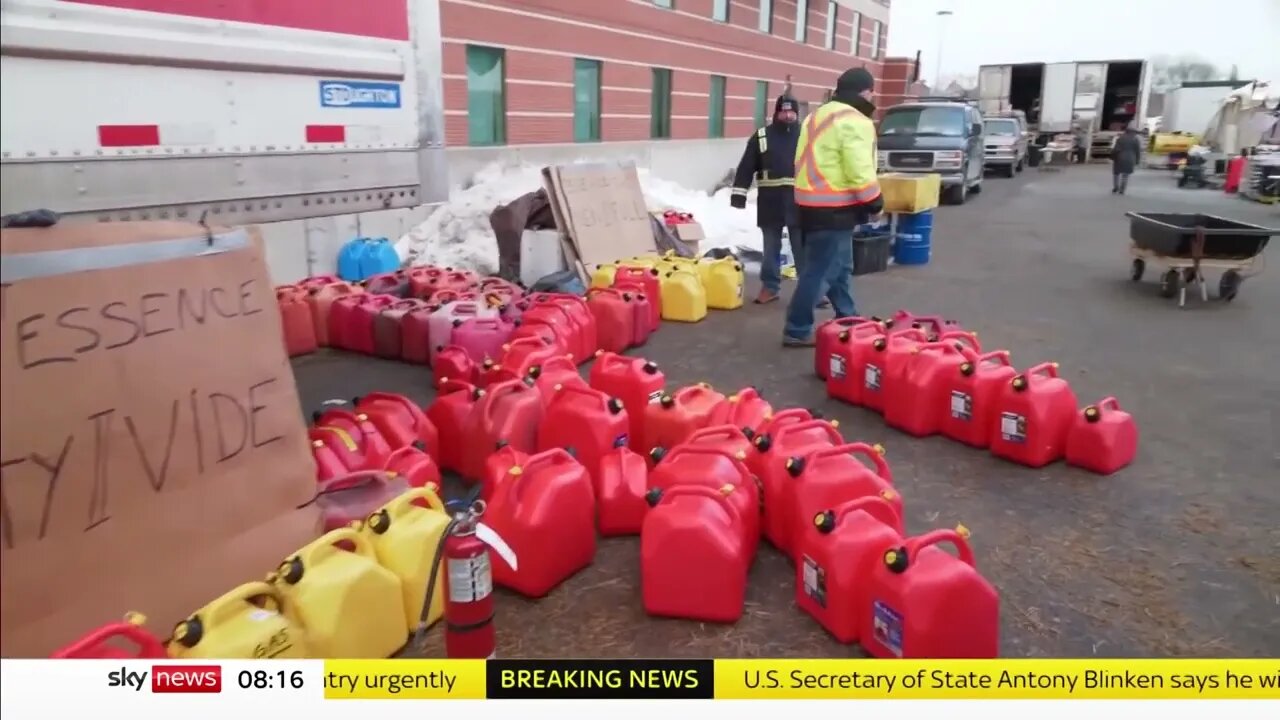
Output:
[293, 164, 1279, 658]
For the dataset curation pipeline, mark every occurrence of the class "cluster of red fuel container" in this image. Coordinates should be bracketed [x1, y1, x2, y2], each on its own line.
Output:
[275, 267, 657, 373]
[815, 310, 1139, 475]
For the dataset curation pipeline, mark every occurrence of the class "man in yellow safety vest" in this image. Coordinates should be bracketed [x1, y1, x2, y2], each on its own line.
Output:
[783, 68, 883, 347]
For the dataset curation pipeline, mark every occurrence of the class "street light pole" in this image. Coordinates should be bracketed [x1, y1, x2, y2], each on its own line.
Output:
[934, 10, 953, 91]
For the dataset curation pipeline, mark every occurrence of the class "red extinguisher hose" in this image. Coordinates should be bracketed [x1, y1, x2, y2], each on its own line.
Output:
[411, 486, 482, 650]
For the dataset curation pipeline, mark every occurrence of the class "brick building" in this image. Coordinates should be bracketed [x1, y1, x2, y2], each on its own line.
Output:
[440, 0, 908, 147]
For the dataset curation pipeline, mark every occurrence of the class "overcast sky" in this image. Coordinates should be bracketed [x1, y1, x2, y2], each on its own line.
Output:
[887, 0, 1280, 86]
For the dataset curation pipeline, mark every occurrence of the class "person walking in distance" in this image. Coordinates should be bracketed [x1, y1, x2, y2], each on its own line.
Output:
[730, 94, 803, 304]
[1112, 124, 1142, 194]
[782, 68, 883, 347]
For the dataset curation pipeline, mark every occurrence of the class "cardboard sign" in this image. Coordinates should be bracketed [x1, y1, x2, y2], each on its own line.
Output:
[551, 163, 655, 268]
[0, 222, 319, 657]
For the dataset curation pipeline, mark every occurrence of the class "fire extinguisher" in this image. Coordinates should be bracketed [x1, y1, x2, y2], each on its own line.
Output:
[414, 490, 517, 659]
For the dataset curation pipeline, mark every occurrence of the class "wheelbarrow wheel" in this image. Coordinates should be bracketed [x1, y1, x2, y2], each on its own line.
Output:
[1130, 258, 1145, 282]
[1219, 270, 1242, 302]
[1159, 269, 1181, 299]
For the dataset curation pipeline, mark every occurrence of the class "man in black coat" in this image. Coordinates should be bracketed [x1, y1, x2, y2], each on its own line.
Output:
[730, 94, 804, 304]
[1112, 125, 1143, 194]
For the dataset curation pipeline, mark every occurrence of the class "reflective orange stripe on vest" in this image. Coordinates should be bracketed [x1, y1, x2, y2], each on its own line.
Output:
[795, 109, 882, 207]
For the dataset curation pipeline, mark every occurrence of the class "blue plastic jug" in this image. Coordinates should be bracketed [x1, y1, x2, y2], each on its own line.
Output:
[360, 237, 401, 279]
[337, 237, 368, 281]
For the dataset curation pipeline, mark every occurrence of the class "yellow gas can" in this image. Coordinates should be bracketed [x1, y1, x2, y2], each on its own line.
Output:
[273, 527, 407, 658]
[168, 582, 312, 659]
[660, 269, 708, 322]
[590, 263, 618, 289]
[623, 253, 663, 268]
[697, 257, 745, 310]
[362, 485, 451, 636]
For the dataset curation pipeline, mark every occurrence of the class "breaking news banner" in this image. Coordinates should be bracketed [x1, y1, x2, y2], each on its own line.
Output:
[1, 658, 1277, 718]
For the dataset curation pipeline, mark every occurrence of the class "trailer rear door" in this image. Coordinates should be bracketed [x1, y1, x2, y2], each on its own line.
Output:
[978, 65, 1012, 114]
[1039, 62, 1078, 133]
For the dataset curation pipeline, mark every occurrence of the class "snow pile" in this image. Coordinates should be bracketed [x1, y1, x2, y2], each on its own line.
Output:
[396, 161, 763, 275]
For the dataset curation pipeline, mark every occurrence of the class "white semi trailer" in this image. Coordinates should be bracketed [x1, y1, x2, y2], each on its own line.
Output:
[0, 0, 449, 282]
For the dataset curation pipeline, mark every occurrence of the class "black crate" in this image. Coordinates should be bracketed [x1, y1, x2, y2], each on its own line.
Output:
[852, 229, 892, 275]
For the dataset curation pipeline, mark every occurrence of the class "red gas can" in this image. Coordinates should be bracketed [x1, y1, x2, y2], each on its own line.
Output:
[785, 443, 901, 562]
[706, 386, 774, 434]
[648, 445, 760, 547]
[509, 319, 571, 359]
[526, 293, 597, 363]
[433, 345, 477, 385]
[613, 266, 663, 323]
[312, 409, 392, 471]
[794, 495, 905, 643]
[748, 418, 844, 554]
[881, 330, 974, 417]
[521, 295, 580, 358]
[460, 378, 545, 481]
[480, 443, 529, 503]
[407, 267, 444, 298]
[825, 322, 887, 405]
[622, 291, 657, 344]
[884, 341, 977, 437]
[348, 294, 399, 354]
[453, 317, 514, 364]
[586, 288, 635, 353]
[438, 269, 479, 291]
[684, 425, 754, 459]
[399, 303, 437, 365]
[501, 335, 563, 377]
[327, 294, 370, 350]
[354, 392, 439, 458]
[938, 350, 1017, 448]
[1065, 397, 1138, 475]
[589, 353, 666, 451]
[277, 288, 318, 357]
[641, 484, 750, 623]
[382, 443, 442, 488]
[373, 299, 428, 359]
[298, 274, 341, 290]
[643, 384, 726, 455]
[308, 282, 364, 346]
[315, 471, 412, 532]
[859, 327, 930, 413]
[988, 362, 1078, 468]
[487, 448, 596, 598]
[887, 311, 963, 341]
[525, 354, 586, 403]
[1224, 155, 1246, 193]
[475, 358, 516, 389]
[538, 385, 629, 479]
[424, 288, 461, 306]
[425, 380, 484, 475]
[51, 617, 169, 658]
[595, 444, 649, 536]
[363, 270, 410, 298]
[310, 430, 351, 482]
[860, 527, 999, 658]
[815, 316, 875, 379]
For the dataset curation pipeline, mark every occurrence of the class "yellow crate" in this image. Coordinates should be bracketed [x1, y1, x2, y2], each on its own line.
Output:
[879, 173, 941, 214]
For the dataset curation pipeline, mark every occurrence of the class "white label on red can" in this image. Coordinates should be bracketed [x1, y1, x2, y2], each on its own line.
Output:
[802, 555, 827, 608]
[1000, 412, 1027, 443]
[872, 600, 904, 657]
[950, 391, 972, 421]
[829, 354, 847, 380]
[864, 363, 882, 391]
[448, 555, 493, 603]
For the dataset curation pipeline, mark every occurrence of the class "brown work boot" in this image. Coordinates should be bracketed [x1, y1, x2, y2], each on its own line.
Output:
[754, 289, 780, 304]
[782, 333, 816, 347]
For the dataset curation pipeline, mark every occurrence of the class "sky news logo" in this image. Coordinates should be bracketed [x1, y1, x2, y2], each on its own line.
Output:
[107, 665, 222, 693]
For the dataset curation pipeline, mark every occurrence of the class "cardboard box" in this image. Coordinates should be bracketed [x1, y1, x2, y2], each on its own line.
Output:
[673, 222, 705, 244]
[879, 173, 941, 214]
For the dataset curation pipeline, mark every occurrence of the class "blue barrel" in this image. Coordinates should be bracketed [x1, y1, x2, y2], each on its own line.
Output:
[893, 210, 933, 266]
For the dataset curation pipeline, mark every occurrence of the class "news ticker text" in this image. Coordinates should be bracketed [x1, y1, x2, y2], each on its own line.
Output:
[102, 659, 1280, 700]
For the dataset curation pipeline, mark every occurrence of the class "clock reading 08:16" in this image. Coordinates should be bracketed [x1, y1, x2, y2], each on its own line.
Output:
[239, 670, 305, 690]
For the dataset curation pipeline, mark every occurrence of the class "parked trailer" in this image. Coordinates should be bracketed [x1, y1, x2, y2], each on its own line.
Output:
[0, 0, 449, 281]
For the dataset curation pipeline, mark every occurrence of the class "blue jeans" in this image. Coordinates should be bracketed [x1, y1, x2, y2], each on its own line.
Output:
[759, 224, 801, 293]
[784, 228, 856, 339]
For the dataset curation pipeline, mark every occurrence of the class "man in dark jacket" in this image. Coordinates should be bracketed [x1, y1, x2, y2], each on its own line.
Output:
[730, 94, 802, 304]
[1112, 125, 1142, 194]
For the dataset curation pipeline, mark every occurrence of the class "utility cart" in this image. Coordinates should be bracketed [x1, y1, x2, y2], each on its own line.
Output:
[1126, 212, 1274, 307]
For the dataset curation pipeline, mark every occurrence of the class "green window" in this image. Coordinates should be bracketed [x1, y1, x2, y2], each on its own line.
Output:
[709, 75, 726, 138]
[758, 0, 772, 33]
[754, 80, 769, 127]
[713, 0, 728, 22]
[795, 0, 808, 42]
[825, 1, 838, 49]
[466, 45, 505, 146]
[651, 68, 672, 139]
[573, 59, 601, 143]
